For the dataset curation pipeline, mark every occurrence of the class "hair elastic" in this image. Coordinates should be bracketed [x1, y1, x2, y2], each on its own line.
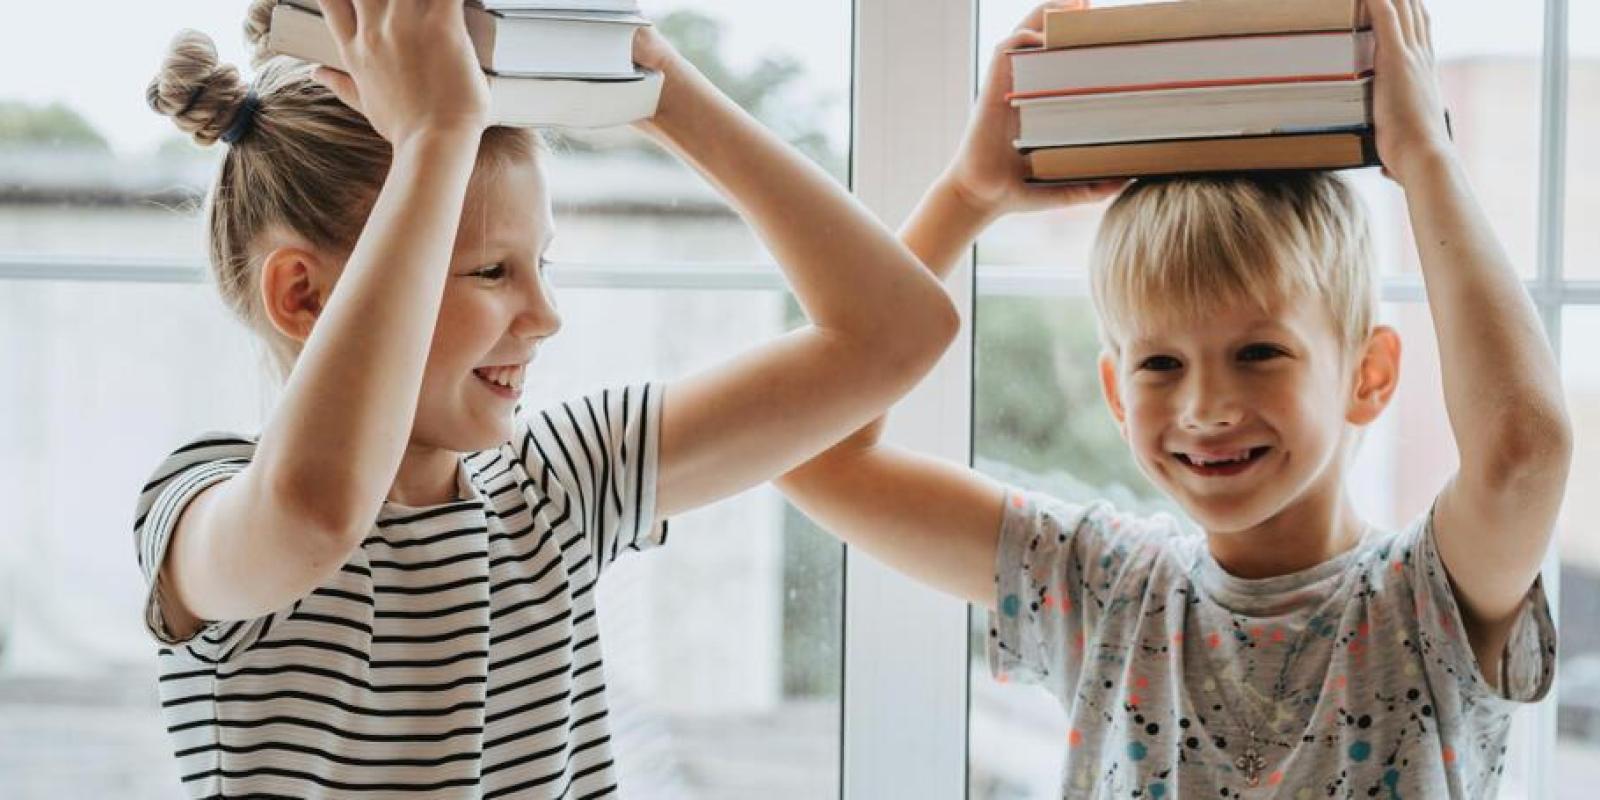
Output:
[221, 90, 262, 145]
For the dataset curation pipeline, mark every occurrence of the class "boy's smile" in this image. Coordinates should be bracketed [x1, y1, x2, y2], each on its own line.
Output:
[1099, 292, 1398, 577]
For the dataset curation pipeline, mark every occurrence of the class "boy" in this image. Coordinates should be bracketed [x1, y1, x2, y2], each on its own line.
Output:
[779, 0, 1570, 796]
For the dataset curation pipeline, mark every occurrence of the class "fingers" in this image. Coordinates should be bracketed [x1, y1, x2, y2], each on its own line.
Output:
[1016, 0, 1087, 36]
[315, 0, 356, 40]
[1367, 0, 1406, 50]
[1392, 0, 1417, 46]
[312, 66, 363, 112]
[1416, 0, 1435, 59]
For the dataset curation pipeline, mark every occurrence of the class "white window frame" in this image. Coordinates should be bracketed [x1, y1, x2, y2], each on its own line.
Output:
[0, 0, 1581, 796]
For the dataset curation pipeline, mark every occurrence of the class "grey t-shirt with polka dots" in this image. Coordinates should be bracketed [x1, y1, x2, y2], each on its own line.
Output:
[988, 491, 1556, 799]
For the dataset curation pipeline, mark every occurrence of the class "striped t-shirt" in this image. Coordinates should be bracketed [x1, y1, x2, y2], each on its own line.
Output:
[132, 384, 666, 799]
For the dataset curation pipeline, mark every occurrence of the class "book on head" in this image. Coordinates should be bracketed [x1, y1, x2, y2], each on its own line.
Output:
[1024, 129, 1379, 182]
[265, 1, 660, 128]
[273, 0, 646, 79]
[1010, 29, 1376, 101]
[1043, 0, 1369, 50]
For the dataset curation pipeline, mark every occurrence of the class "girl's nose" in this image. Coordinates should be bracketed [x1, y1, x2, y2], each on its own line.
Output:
[513, 288, 562, 342]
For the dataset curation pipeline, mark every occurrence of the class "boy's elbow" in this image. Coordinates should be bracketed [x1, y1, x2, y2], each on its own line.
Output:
[1474, 401, 1573, 494]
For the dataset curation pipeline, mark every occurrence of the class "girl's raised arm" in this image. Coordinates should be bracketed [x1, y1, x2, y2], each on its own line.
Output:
[632, 31, 960, 518]
[155, 0, 489, 635]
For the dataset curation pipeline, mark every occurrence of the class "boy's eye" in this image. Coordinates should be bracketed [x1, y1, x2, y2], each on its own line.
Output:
[1239, 344, 1286, 362]
[1138, 355, 1182, 372]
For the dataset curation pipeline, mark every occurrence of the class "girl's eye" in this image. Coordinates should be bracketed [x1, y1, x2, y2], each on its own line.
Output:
[1138, 355, 1181, 372]
[1239, 344, 1286, 362]
[473, 263, 508, 281]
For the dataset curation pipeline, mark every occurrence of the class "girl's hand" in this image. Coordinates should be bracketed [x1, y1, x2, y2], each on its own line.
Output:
[944, 0, 1126, 218]
[309, 0, 491, 146]
[1369, 0, 1455, 186]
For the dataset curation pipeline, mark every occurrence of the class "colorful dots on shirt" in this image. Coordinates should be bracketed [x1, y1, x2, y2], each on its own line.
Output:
[1068, 728, 1084, 748]
[1350, 740, 1372, 762]
[1001, 594, 1021, 618]
[1148, 781, 1167, 798]
[1442, 745, 1457, 764]
[1128, 741, 1148, 761]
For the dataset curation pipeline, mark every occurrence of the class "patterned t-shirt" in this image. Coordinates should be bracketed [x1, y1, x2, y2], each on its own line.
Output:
[988, 491, 1556, 799]
[133, 384, 664, 799]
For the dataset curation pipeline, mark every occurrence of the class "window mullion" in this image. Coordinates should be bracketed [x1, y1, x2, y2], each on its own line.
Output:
[842, 1, 976, 798]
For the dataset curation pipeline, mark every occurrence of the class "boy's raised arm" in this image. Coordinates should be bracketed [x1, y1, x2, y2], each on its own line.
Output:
[779, 2, 1123, 609]
[1372, 0, 1572, 685]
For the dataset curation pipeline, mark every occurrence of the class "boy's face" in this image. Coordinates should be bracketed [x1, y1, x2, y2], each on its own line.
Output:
[1098, 294, 1391, 535]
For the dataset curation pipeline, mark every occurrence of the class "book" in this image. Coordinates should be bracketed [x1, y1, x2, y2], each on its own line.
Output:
[1025, 130, 1379, 182]
[1009, 29, 1375, 100]
[486, 0, 639, 11]
[266, 2, 660, 128]
[273, 0, 646, 79]
[475, 69, 662, 128]
[1014, 77, 1372, 149]
[1043, 0, 1369, 50]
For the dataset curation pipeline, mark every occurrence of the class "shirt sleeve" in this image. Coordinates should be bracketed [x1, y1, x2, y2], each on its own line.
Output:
[132, 434, 275, 664]
[987, 491, 1159, 698]
[515, 383, 667, 576]
[1400, 503, 1557, 707]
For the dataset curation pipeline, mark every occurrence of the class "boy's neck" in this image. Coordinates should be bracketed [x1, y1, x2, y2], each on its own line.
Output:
[1204, 492, 1370, 580]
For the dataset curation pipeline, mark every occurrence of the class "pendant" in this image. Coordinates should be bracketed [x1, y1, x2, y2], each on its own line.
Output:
[1235, 747, 1267, 788]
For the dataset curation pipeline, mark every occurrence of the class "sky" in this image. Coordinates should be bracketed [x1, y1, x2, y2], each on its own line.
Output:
[0, 0, 1589, 155]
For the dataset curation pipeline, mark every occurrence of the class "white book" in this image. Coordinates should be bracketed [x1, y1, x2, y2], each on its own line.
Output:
[1010, 30, 1376, 99]
[273, 1, 645, 79]
[486, 0, 640, 12]
[1014, 78, 1373, 149]
[266, 3, 661, 128]
[483, 69, 662, 128]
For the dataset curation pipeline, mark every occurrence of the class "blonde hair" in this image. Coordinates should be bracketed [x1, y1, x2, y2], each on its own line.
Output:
[1089, 172, 1376, 361]
[145, 1, 538, 380]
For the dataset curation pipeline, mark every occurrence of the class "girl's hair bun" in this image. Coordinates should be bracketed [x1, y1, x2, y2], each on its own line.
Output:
[145, 29, 251, 147]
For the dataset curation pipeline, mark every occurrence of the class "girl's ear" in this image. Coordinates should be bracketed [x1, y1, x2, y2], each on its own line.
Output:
[259, 246, 334, 344]
[1098, 349, 1130, 438]
[1346, 325, 1402, 426]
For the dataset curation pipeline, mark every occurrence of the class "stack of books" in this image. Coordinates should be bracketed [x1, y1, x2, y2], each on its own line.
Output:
[266, 0, 661, 128]
[1010, 0, 1379, 182]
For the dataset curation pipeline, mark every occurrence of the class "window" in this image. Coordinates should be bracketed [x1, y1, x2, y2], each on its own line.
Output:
[967, 2, 1583, 798]
[0, 1, 849, 797]
[1, 1, 1588, 798]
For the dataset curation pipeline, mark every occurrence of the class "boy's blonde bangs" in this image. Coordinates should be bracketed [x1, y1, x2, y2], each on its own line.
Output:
[1090, 172, 1376, 358]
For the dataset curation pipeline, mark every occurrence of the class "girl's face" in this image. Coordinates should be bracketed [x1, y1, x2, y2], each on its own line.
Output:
[412, 156, 561, 454]
[1100, 295, 1361, 535]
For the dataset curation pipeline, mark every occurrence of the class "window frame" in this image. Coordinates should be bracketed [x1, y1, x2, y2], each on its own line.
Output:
[0, 0, 1581, 796]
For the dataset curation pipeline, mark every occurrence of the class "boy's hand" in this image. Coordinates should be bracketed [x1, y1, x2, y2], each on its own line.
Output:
[1369, 0, 1455, 186]
[943, 1, 1126, 219]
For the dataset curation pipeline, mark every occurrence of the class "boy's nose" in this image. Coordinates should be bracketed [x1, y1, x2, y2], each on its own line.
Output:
[1178, 380, 1246, 430]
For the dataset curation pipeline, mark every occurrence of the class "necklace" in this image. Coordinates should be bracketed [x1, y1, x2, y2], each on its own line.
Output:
[1208, 522, 1373, 788]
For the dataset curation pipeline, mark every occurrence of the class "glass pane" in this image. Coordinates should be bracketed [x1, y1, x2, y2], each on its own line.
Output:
[973, 0, 1543, 281]
[1566, 0, 1600, 279]
[1557, 309, 1600, 792]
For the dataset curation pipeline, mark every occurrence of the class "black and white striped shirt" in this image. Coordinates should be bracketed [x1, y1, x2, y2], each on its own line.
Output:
[132, 384, 666, 799]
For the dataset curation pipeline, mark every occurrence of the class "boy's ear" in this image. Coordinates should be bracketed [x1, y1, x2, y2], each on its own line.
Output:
[1346, 325, 1402, 426]
[1098, 350, 1130, 437]
[259, 246, 334, 344]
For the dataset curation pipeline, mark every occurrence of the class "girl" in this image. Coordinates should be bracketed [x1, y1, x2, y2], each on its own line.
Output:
[135, 1, 956, 797]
